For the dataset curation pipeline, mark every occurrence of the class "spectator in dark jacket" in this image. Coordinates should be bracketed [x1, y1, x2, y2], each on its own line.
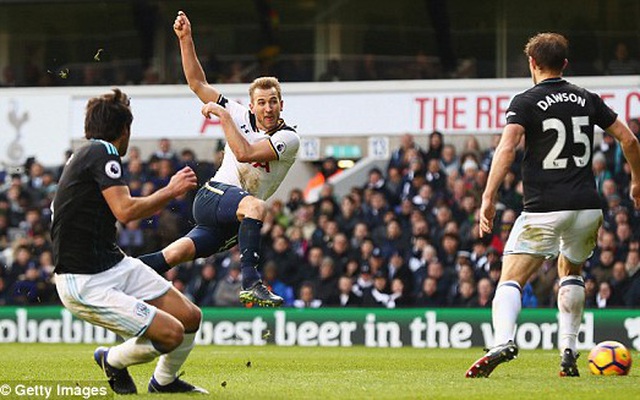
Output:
[337, 275, 362, 307]
[315, 257, 340, 305]
[296, 246, 324, 290]
[362, 272, 390, 307]
[264, 236, 300, 287]
[213, 264, 243, 307]
[185, 261, 218, 306]
[415, 276, 447, 307]
[624, 250, 640, 307]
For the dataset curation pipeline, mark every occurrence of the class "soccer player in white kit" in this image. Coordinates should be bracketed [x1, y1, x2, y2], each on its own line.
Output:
[140, 11, 300, 307]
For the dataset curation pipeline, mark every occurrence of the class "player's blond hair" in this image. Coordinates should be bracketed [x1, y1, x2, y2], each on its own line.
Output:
[524, 33, 569, 73]
[249, 77, 282, 102]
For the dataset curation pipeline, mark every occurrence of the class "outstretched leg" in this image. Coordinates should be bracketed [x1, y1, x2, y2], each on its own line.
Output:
[139, 237, 196, 274]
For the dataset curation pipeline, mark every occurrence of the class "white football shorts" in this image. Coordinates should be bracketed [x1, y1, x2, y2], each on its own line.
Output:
[504, 209, 603, 264]
[55, 256, 172, 338]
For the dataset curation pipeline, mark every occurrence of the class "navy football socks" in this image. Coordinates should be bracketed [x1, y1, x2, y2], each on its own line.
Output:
[139, 251, 171, 274]
[238, 217, 263, 289]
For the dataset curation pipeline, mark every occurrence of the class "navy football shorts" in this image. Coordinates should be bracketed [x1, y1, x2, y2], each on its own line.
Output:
[186, 181, 250, 258]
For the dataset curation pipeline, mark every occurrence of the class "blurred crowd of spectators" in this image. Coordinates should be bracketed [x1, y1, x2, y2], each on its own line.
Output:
[1, 130, 640, 309]
[2, 40, 640, 88]
[0, 50, 475, 88]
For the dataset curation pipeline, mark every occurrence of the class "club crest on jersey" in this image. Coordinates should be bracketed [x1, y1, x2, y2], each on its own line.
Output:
[274, 141, 286, 154]
[105, 160, 122, 179]
[135, 302, 150, 318]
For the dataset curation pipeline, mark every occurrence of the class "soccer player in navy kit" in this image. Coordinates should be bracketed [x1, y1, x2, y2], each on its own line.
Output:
[52, 89, 206, 394]
[140, 11, 300, 307]
[466, 33, 640, 378]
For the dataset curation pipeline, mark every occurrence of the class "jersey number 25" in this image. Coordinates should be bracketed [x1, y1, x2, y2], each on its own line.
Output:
[542, 116, 590, 170]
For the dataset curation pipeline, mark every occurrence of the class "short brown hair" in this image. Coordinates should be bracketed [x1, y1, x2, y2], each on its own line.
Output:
[524, 33, 568, 72]
[84, 88, 133, 141]
[248, 76, 282, 102]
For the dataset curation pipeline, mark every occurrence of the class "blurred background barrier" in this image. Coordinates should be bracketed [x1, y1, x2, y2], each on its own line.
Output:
[1, 306, 639, 350]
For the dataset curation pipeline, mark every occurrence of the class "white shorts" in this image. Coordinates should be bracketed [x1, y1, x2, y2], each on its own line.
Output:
[504, 209, 603, 264]
[55, 256, 172, 338]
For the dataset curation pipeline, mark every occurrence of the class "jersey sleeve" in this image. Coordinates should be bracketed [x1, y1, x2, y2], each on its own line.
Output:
[217, 94, 251, 126]
[590, 92, 618, 130]
[268, 129, 300, 161]
[505, 94, 528, 127]
[89, 145, 127, 190]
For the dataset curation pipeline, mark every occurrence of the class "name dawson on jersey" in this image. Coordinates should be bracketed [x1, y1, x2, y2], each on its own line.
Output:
[536, 92, 586, 111]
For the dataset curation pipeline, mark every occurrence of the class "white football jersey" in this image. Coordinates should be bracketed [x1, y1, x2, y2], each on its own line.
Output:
[212, 96, 300, 200]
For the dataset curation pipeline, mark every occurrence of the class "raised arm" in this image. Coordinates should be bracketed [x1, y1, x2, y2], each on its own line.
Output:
[201, 102, 279, 163]
[102, 166, 197, 224]
[174, 11, 220, 104]
[605, 118, 640, 208]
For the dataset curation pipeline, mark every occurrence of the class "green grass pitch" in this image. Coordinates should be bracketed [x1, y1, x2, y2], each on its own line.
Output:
[0, 344, 638, 399]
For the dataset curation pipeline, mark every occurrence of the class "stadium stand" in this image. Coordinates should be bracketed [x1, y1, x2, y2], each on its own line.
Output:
[2, 132, 640, 309]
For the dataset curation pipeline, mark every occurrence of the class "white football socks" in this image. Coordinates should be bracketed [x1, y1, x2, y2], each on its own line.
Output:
[153, 332, 196, 386]
[107, 336, 162, 369]
[558, 275, 585, 354]
[492, 281, 522, 346]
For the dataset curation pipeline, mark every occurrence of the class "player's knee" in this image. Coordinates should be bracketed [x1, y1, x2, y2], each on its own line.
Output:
[184, 305, 202, 333]
[254, 198, 267, 219]
[153, 320, 185, 353]
[163, 238, 196, 266]
[240, 196, 267, 220]
[165, 324, 185, 352]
